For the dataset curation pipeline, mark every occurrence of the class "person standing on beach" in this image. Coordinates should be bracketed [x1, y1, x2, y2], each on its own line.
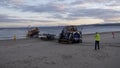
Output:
[94, 32, 100, 50]
[112, 32, 115, 38]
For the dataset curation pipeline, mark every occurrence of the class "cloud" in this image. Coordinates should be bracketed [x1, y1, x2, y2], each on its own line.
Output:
[43, 0, 120, 22]
[0, 14, 55, 23]
[70, 0, 83, 5]
[47, 13, 79, 21]
[47, 8, 120, 22]
[68, 8, 120, 20]
[10, 0, 24, 5]
[0, 0, 120, 27]
[0, 0, 22, 7]
[0, 0, 67, 13]
[58, 0, 65, 1]
[10, 3, 67, 15]
[105, 17, 120, 23]
[66, 18, 104, 25]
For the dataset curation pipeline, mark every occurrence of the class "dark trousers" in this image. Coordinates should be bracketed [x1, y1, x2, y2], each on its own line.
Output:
[95, 41, 100, 50]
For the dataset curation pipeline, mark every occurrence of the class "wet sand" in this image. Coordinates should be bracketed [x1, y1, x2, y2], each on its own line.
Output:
[0, 31, 120, 68]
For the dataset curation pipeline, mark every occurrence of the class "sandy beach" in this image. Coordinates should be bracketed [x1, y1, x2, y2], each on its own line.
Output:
[0, 31, 120, 68]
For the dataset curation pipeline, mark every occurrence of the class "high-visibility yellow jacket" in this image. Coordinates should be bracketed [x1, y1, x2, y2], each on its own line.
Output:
[95, 33, 100, 41]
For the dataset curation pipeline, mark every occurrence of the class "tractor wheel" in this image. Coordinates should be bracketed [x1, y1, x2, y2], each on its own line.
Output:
[79, 40, 82, 43]
[68, 40, 72, 44]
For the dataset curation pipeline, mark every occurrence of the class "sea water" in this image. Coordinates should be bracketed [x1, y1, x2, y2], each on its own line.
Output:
[0, 26, 120, 40]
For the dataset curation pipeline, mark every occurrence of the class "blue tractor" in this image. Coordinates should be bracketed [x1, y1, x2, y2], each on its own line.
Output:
[58, 26, 82, 44]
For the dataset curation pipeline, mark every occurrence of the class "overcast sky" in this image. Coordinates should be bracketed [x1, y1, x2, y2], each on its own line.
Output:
[0, 0, 120, 27]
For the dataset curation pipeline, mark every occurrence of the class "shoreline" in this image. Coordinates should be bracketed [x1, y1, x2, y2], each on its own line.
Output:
[1, 31, 120, 41]
[83, 30, 120, 35]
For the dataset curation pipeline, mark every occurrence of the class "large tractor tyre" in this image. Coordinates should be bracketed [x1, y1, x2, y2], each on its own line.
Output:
[68, 40, 73, 44]
[58, 39, 62, 43]
[79, 39, 82, 43]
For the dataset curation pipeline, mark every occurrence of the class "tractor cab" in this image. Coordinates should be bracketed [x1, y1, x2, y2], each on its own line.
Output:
[58, 26, 82, 44]
[27, 27, 39, 38]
